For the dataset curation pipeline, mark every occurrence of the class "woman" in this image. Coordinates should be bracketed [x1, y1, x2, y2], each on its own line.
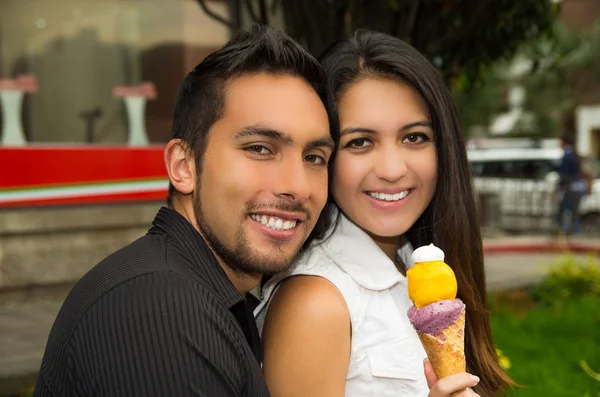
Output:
[255, 30, 512, 397]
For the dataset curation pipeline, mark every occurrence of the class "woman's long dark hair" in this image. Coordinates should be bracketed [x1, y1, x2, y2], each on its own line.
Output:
[312, 29, 513, 396]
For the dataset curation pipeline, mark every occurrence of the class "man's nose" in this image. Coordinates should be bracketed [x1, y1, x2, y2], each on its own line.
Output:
[273, 157, 311, 203]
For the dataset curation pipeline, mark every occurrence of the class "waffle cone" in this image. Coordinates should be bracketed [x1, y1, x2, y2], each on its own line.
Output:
[417, 307, 466, 379]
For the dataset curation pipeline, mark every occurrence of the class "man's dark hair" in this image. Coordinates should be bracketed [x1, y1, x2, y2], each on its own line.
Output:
[167, 24, 338, 243]
[560, 112, 576, 146]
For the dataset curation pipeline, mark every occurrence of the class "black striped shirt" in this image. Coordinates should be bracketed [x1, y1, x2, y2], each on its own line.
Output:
[34, 207, 270, 397]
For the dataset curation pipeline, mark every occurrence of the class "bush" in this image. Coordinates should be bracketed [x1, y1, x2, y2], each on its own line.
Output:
[490, 255, 600, 395]
[532, 254, 600, 307]
[491, 294, 600, 396]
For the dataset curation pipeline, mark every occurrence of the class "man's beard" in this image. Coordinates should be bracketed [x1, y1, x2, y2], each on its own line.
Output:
[193, 193, 310, 277]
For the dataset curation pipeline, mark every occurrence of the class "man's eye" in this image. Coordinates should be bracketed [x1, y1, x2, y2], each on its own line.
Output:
[245, 145, 272, 155]
[304, 154, 327, 165]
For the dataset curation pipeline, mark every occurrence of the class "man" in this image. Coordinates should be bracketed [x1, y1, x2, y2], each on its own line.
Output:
[34, 25, 337, 397]
[556, 132, 586, 234]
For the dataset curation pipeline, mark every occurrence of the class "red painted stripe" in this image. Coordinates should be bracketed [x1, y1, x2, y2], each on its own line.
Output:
[483, 242, 600, 255]
[0, 146, 167, 189]
[0, 190, 167, 208]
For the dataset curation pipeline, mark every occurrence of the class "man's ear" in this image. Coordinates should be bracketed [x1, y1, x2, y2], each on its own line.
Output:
[164, 139, 195, 195]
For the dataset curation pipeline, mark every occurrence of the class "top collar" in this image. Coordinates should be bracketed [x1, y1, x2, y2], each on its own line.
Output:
[149, 207, 245, 308]
[318, 211, 413, 291]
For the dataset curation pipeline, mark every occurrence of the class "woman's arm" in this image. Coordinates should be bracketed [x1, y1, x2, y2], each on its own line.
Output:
[261, 275, 351, 397]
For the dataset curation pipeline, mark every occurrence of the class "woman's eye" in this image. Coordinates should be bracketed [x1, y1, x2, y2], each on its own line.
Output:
[346, 138, 373, 148]
[402, 133, 430, 144]
[304, 154, 327, 166]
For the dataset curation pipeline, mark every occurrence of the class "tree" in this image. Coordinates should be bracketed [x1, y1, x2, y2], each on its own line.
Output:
[520, 19, 600, 121]
[194, 0, 557, 90]
[481, 19, 600, 134]
[451, 17, 600, 139]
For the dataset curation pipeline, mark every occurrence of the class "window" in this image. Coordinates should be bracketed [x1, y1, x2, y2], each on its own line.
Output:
[0, 0, 229, 145]
[471, 159, 556, 179]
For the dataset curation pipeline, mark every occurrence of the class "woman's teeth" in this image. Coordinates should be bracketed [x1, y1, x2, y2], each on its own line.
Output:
[368, 190, 410, 202]
[250, 214, 297, 230]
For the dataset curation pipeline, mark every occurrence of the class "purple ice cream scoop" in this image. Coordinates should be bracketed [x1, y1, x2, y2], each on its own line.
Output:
[407, 298, 465, 336]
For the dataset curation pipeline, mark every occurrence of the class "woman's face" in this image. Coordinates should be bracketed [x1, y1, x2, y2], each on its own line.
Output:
[333, 77, 437, 238]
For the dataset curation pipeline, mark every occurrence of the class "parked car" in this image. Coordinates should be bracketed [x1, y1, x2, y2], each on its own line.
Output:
[467, 144, 600, 234]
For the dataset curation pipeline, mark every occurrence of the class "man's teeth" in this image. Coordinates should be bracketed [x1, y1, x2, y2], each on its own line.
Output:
[368, 190, 410, 201]
[250, 214, 297, 230]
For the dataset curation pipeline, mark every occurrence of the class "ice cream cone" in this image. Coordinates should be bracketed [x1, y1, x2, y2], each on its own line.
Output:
[417, 307, 466, 379]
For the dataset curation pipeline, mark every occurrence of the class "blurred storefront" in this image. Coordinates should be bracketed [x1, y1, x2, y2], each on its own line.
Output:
[562, 0, 600, 160]
[0, 0, 230, 207]
[0, 0, 232, 300]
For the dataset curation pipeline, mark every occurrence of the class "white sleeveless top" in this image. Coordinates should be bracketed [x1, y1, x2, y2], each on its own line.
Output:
[255, 213, 429, 397]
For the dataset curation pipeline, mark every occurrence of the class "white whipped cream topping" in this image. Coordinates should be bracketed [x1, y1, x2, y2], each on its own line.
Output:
[412, 243, 445, 263]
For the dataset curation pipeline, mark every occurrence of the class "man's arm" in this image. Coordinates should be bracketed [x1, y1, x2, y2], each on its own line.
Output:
[70, 273, 245, 397]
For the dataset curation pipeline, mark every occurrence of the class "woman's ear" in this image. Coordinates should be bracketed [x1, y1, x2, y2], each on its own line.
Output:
[164, 139, 195, 195]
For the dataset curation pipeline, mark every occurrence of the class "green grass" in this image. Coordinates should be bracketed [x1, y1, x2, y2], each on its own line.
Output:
[491, 293, 600, 396]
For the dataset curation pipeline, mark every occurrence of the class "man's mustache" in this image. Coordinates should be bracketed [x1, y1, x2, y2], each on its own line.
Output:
[247, 202, 311, 221]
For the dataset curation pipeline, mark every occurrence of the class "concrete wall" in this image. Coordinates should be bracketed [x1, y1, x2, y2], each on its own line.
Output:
[0, 203, 162, 301]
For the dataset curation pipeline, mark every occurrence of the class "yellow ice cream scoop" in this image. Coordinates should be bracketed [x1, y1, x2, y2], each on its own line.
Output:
[407, 244, 457, 308]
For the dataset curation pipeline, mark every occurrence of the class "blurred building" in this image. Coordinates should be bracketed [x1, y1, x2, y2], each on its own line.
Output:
[562, 0, 600, 159]
[561, 0, 600, 28]
[488, 0, 600, 159]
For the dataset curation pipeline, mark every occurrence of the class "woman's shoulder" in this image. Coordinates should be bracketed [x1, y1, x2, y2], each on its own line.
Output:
[270, 275, 350, 321]
[259, 275, 352, 397]
[261, 243, 361, 305]
[255, 244, 363, 333]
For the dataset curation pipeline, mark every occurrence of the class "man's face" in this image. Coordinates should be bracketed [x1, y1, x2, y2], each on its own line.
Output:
[195, 73, 333, 276]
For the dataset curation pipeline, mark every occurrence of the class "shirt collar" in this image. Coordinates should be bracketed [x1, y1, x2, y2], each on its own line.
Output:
[149, 207, 245, 309]
[318, 211, 409, 291]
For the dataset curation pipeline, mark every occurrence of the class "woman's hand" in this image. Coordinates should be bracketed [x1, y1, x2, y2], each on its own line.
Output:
[424, 358, 481, 397]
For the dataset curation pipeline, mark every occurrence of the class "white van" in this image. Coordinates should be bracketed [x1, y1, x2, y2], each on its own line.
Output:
[467, 140, 600, 234]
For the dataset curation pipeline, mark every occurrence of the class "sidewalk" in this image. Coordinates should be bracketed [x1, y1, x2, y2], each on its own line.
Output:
[482, 234, 600, 254]
[1, 236, 599, 395]
[483, 234, 600, 291]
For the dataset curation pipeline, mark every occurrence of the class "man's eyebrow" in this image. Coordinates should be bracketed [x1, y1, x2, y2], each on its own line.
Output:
[235, 125, 334, 151]
[307, 136, 335, 151]
[234, 125, 293, 144]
